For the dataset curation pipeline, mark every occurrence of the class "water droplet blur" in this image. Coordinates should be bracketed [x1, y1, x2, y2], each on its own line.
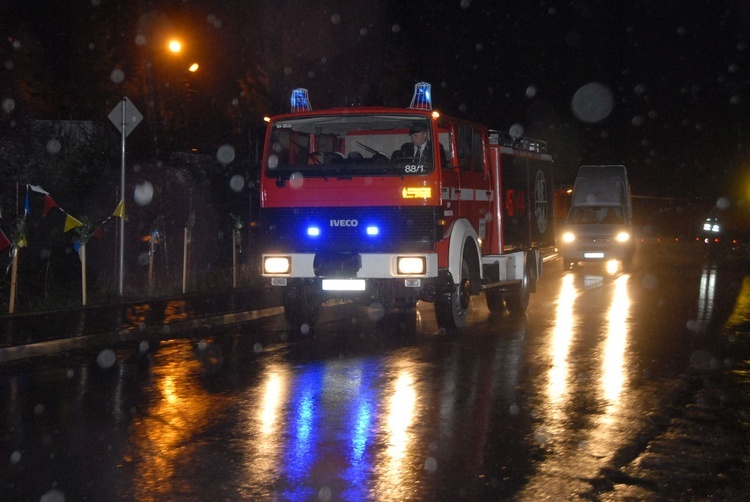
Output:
[137, 252, 149, 266]
[34, 403, 44, 415]
[331, 13, 341, 25]
[460, 0, 471, 9]
[40, 489, 66, 502]
[641, 273, 659, 290]
[424, 456, 438, 473]
[230, 174, 245, 192]
[10, 450, 21, 464]
[46, 139, 61, 154]
[366, 303, 385, 321]
[289, 172, 304, 189]
[300, 323, 311, 335]
[110, 68, 125, 84]
[139, 340, 149, 354]
[509, 123, 524, 139]
[525, 85, 537, 98]
[571, 82, 614, 123]
[268, 154, 279, 169]
[716, 196, 731, 210]
[217, 144, 235, 165]
[197, 339, 207, 351]
[318, 486, 332, 501]
[392, 24, 401, 33]
[253, 342, 263, 354]
[97, 348, 116, 368]
[509, 403, 520, 416]
[134, 181, 154, 206]
[134, 34, 146, 46]
[2, 97, 15, 113]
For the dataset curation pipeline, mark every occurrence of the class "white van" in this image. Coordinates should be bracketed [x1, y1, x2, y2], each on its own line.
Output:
[560, 165, 635, 270]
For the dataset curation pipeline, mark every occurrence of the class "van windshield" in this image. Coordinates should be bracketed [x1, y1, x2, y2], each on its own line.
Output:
[264, 114, 435, 179]
[568, 206, 624, 224]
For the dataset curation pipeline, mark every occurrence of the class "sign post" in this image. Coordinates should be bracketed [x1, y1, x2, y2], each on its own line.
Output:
[109, 97, 142, 296]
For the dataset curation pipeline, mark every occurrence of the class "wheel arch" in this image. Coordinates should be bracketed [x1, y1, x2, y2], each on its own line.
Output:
[445, 218, 482, 286]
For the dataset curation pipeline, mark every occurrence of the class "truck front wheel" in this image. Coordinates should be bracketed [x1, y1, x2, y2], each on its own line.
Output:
[283, 280, 321, 332]
[434, 259, 470, 331]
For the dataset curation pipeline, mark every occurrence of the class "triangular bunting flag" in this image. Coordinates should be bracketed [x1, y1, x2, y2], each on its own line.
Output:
[0, 229, 10, 252]
[112, 200, 126, 219]
[43, 195, 58, 216]
[64, 214, 84, 233]
[28, 184, 49, 194]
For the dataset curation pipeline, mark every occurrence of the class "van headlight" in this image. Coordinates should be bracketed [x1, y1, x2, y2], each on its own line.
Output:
[615, 231, 631, 242]
[397, 256, 425, 275]
[562, 231, 576, 243]
[263, 256, 291, 274]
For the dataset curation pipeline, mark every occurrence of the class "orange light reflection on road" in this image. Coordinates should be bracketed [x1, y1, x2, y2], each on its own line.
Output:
[601, 275, 631, 407]
[376, 369, 417, 500]
[547, 274, 577, 411]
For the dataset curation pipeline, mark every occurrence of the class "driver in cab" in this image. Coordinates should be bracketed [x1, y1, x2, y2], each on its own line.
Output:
[392, 122, 433, 163]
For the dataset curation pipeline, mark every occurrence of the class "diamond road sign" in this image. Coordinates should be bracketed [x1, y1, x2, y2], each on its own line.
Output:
[108, 97, 143, 137]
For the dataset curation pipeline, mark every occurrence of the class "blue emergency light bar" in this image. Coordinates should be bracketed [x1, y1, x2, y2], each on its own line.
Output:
[409, 82, 432, 110]
[291, 88, 312, 113]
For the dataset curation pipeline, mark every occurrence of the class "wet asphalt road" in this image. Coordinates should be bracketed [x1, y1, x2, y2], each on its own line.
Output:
[1, 241, 749, 501]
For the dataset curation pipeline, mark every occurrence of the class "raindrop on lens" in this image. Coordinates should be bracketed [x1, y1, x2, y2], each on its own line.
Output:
[40, 489, 66, 502]
[300, 323, 310, 335]
[424, 456, 438, 473]
[34, 403, 44, 415]
[198, 339, 207, 351]
[46, 139, 61, 154]
[97, 348, 116, 368]
[525, 85, 537, 98]
[10, 450, 21, 464]
[217, 144, 235, 164]
[366, 303, 385, 321]
[509, 123, 524, 139]
[230, 174, 244, 192]
[253, 343, 263, 354]
[137, 252, 149, 266]
[509, 403, 520, 416]
[110, 68, 125, 84]
[134, 181, 154, 206]
[331, 13, 341, 25]
[139, 340, 149, 354]
[716, 196, 730, 210]
[289, 172, 304, 189]
[571, 82, 614, 123]
[2, 98, 15, 113]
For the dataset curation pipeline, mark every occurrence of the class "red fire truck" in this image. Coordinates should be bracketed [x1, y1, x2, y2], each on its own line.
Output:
[260, 83, 554, 332]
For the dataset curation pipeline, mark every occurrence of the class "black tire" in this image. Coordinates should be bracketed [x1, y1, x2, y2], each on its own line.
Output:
[506, 262, 530, 314]
[283, 280, 321, 332]
[434, 258, 471, 331]
[485, 288, 505, 313]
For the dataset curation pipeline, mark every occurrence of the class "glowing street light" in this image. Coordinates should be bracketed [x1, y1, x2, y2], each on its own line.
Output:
[168, 39, 182, 53]
[188, 63, 199, 72]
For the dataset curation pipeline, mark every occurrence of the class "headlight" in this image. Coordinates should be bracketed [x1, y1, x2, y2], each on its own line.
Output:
[264, 256, 291, 274]
[615, 231, 631, 242]
[561, 231, 575, 243]
[397, 256, 425, 275]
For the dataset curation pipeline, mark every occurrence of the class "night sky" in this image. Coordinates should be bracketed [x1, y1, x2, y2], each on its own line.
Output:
[2, 0, 750, 200]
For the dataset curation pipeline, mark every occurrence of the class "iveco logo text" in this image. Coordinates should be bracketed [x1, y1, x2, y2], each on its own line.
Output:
[330, 219, 358, 227]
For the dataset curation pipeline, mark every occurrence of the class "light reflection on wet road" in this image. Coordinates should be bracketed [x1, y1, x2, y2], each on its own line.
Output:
[1, 244, 748, 500]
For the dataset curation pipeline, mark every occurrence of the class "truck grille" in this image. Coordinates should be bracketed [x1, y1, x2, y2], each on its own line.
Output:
[261, 206, 441, 252]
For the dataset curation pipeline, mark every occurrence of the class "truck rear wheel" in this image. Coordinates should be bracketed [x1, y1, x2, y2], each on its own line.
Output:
[505, 262, 531, 314]
[485, 288, 505, 313]
[283, 280, 321, 332]
[434, 259, 470, 331]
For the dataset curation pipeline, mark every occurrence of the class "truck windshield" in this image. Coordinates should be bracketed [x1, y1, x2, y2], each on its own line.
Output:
[568, 206, 624, 224]
[264, 114, 435, 179]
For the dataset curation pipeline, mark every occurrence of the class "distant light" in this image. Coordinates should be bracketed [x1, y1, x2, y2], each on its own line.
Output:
[188, 63, 199, 72]
[168, 40, 182, 53]
[366, 226, 379, 236]
[263, 116, 271, 123]
[307, 226, 320, 237]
